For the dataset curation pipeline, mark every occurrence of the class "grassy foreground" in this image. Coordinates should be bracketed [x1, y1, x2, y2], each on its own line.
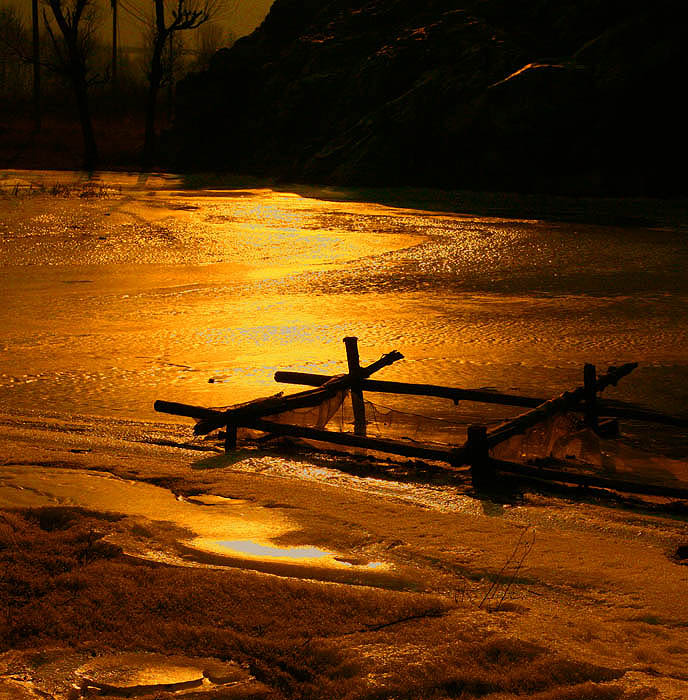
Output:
[0, 507, 635, 700]
[0, 421, 687, 699]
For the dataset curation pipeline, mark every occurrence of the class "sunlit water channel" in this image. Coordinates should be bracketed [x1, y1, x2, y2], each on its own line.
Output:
[1, 170, 687, 438]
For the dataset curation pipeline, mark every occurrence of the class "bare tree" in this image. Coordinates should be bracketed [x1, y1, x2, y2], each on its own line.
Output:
[0, 7, 30, 99]
[143, 0, 220, 165]
[42, 0, 100, 168]
[32, 0, 41, 129]
[193, 21, 234, 71]
[110, 0, 117, 93]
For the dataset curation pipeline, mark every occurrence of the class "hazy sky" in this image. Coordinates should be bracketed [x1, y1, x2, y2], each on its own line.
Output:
[5, 0, 275, 47]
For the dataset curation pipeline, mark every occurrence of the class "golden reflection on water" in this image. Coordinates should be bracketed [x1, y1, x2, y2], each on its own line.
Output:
[212, 539, 387, 570]
[217, 539, 333, 560]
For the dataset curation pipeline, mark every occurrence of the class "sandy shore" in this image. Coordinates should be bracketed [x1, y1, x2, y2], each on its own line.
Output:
[1, 414, 687, 699]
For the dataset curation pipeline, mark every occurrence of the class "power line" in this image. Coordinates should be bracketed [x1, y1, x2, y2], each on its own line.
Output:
[118, 0, 148, 26]
[118, 0, 147, 25]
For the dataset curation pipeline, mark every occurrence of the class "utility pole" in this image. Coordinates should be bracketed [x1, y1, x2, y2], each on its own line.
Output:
[32, 0, 41, 130]
[167, 32, 175, 122]
[110, 0, 118, 94]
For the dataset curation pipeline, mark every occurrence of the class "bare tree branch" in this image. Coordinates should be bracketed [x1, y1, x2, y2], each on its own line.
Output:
[0, 8, 31, 63]
[42, 0, 100, 168]
[143, 0, 223, 165]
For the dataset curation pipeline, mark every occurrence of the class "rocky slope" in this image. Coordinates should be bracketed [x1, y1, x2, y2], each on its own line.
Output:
[172, 0, 688, 195]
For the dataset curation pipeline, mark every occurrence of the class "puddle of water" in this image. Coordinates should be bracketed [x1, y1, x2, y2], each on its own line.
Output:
[0, 466, 390, 583]
[209, 538, 386, 571]
[217, 539, 334, 560]
[78, 653, 206, 695]
[185, 494, 248, 506]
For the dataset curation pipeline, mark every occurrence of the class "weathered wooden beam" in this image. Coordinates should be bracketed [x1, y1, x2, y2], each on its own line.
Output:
[224, 423, 237, 451]
[490, 457, 688, 500]
[596, 402, 688, 427]
[359, 350, 405, 378]
[466, 424, 494, 489]
[240, 416, 463, 464]
[344, 336, 367, 436]
[274, 372, 544, 407]
[486, 363, 638, 448]
[153, 400, 220, 421]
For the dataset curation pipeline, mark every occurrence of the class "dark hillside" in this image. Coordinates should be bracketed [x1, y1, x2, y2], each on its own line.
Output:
[172, 0, 688, 195]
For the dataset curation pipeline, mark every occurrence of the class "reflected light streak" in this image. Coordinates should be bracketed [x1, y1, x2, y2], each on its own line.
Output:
[217, 539, 332, 560]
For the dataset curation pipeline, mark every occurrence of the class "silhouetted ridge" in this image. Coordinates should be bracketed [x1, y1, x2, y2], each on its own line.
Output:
[172, 0, 688, 196]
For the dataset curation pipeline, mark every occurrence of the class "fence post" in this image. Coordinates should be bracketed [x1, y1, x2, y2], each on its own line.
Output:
[467, 424, 493, 489]
[225, 423, 237, 452]
[344, 336, 367, 436]
[583, 363, 598, 430]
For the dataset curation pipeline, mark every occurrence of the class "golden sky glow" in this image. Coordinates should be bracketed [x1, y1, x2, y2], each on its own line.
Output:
[6, 0, 274, 47]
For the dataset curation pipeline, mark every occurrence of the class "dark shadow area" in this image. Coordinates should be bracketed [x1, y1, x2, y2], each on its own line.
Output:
[172, 0, 688, 198]
[4, 0, 688, 202]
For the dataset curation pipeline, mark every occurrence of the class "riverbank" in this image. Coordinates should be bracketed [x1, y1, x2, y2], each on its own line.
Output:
[302, 185, 688, 231]
[1, 414, 688, 699]
[3, 168, 688, 232]
[177, 172, 688, 230]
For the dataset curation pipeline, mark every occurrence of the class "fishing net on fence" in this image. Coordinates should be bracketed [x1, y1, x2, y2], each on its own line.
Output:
[491, 412, 597, 464]
[204, 393, 478, 453]
[491, 410, 688, 489]
[239, 389, 350, 439]
[200, 391, 688, 490]
[327, 399, 601, 462]
[200, 389, 350, 442]
[358, 399, 469, 446]
[203, 393, 591, 455]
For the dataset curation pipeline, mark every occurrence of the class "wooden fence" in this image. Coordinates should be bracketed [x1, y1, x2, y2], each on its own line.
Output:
[155, 337, 688, 500]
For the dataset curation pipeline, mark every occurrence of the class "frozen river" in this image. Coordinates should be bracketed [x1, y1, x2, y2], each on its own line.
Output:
[1, 170, 687, 433]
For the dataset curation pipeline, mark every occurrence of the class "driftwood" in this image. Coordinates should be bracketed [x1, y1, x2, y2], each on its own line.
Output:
[274, 372, 543, 407]
[154, 339, 687, 500]
[154, 362, 639, 472]
[344, 336, 367, 436]
[583, 363, 598, 429]
[596, 401, 688, 427]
